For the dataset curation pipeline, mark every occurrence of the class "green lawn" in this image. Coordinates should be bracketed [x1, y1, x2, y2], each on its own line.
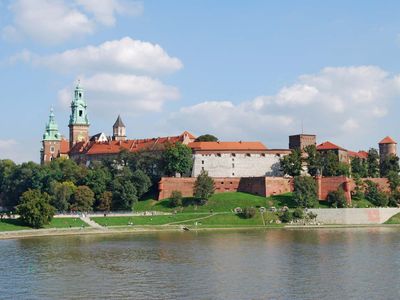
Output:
[91, 211, 282, 227]
[44, 217, 88, 228]
[350, 197, 375, 208]
[384, 213, 400, 224]
[135, 192, 297, 213]
[92, 213, 212, 226]
[0, 217, 88, 231]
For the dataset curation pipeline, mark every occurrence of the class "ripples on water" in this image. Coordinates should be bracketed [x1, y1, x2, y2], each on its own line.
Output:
[0, 228, 399, 300]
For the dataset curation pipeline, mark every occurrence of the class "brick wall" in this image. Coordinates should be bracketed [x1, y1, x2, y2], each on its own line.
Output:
[316, 176, 351, 204]
[158, 176, 293, 200]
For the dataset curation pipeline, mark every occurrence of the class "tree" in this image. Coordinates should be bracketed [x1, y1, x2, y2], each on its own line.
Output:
[97, 191, 112, 212]
[169, 190, 183, 207]
[195, 134, 219, 142]
[351, 157, 368, 178]
[364, 180, 388, 207]
[352, 175, 364, 199]
[387, 171, 400, 207]
[70, 186, 95, 212]
[279, 210, 293, 223]
[380, 155, 400, 177]
[16, 189, 55, 228]
[280, 149, 303, 176]
[111, 178, 137, 211]
[321, 151, 350, 176]
[367, 148, 380, 178]
[193, 170, 215, 204]
[293, 176, 318, 208]
[304, 145, 322, 176]
[131, 169, 152, 198]
[241, 207, 257, 219]
[327, 188, 347, 208]
[49, 181, 76, 212]
[163, 142, 193, 176]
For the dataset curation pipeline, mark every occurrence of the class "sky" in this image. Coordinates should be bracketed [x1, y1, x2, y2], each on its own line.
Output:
[2, 0, 400, 162]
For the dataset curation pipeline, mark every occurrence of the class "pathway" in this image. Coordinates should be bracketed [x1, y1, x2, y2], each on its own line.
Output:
[80, 216, 104, 229]
[164, 214, 216, 226]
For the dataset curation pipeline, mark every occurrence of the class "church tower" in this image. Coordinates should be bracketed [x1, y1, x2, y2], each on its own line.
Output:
[112, 115, 127, 141]
[41, 108, 61, 164]
[69, 81, 90, 149]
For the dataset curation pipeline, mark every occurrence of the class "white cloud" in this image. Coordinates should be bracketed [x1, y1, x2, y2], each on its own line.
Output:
[76, 0, 143, 26]
[0, 139, 17, 150]
[15, 37, 183, 75]
[2, 0, 142, 44]
[59, 74, 180, 113]
[166, 66, 400, 150]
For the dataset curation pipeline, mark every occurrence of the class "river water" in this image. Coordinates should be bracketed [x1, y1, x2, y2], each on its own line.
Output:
[0, 227, 399, 300]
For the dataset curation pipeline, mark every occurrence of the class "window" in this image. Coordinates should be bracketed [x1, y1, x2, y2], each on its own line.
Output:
[231, 153, 236, 157]
[50, 146, 55, 153]
[202, 160, 204, 164]
[232, 172, 235, 176]
[261, 153, 266, 157]
[79, 110, 83, 117]
[202, 167, 204, 171]
[246, 153, 251, 157]
[79, 93, 82, 98]
[232, 163, 235, 168]
[217, 153, 221, 157]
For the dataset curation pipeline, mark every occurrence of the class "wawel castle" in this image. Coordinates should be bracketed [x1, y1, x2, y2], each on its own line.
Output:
[41, 83, 397, 178]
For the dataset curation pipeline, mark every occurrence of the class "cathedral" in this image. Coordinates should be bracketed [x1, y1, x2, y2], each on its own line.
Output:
[40, 82, 196, 165]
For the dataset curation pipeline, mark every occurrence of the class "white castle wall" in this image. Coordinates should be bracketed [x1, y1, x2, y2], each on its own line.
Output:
[192, 153, 282, 177]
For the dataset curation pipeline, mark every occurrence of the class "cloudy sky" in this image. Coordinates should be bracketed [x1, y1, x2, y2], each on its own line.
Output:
[1, 0, 400, 162]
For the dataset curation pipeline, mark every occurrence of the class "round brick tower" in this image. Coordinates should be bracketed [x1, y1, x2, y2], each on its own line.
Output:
[378, 136, 397, 162]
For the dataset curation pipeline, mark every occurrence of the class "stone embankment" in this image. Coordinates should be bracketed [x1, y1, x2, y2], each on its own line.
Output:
[308, 208, 400, 225]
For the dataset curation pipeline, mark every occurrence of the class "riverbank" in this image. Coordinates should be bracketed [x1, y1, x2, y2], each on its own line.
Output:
[1, 223, 400, 240]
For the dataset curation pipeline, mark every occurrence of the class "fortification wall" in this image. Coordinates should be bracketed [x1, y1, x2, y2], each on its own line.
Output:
[308, 208, 400, 224]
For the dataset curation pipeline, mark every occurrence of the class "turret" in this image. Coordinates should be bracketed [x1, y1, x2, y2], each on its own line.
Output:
[41, 108, 61, 164]
[69, 81, 90, 149]
[379, 136, 397, 162]
[112, 115, 126, 141]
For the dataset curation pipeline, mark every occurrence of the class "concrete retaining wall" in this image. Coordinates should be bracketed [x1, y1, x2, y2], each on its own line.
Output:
[308, 208, 400, 224]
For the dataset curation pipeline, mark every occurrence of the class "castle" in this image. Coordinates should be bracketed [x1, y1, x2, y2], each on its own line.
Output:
[41, 83, 397, 180]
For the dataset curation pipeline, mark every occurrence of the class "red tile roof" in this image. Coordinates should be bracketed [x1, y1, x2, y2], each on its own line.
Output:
[69, 132, 195, 156]
[317, 141, 347, 151]
[60, 139, 70, 154]
[379, 136, 397, 144]
[188, 141, 267, 151]
[348, 150, 368, 159]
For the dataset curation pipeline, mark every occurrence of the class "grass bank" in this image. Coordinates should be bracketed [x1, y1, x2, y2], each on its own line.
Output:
[0, 217, 87, 231]
[384, 213, 400, 224]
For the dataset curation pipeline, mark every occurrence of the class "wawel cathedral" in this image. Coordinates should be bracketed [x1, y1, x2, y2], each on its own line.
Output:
[40, 82, 196, 165]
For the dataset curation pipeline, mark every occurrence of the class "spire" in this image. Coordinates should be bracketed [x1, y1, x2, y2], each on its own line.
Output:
[69, 81, 89, 126]
[43, 108, 61, 141]
[113, 115, 125, 128]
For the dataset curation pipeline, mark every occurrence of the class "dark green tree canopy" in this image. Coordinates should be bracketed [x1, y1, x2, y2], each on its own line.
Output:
[280, 149, 303, 177]
[16, 189, 55, 228]
[163, 142, 193, 176]
[367, 148, 380, 178]
[304, 145, 322, 176]
[195, 134, 219, 142]
[293, 176, 318, 208]
[380, 155, 400, 177]
[193, 170, 215, 203]
[70, 185, 95, 212]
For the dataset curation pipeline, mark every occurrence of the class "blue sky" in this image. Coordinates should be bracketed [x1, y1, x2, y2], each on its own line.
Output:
[1, 0, 400, 162]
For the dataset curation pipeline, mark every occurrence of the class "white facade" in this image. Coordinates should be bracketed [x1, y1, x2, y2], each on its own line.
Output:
[192, 152, 283, 177]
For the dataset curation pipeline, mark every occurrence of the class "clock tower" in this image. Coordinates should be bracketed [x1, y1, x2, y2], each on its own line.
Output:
[69, 81, 90, 149]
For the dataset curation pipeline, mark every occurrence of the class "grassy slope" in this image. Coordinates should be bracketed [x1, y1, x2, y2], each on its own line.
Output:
[0, 217, 88, 231]
[384, 213, 400, 224]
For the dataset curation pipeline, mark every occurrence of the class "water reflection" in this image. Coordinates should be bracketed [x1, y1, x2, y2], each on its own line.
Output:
[0, 228, 399, 299]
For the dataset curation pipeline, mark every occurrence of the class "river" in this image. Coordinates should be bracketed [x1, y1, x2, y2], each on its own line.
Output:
[0, 227, 399, 299]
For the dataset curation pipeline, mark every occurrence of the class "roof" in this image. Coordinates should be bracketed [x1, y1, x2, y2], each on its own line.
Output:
[113, 115, 125, 128]
[60, 139, 70, 154]
[316, 141, 347, 151]
[188, 141, 267, 151]
[379, 136, 397, 144]
[69, 131, 194, 156]
[348, 150, 368, 159]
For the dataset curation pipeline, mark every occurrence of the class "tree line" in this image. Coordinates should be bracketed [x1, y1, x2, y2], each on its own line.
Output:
[280, 145, 399, 178]
[0, 142, 194, 213]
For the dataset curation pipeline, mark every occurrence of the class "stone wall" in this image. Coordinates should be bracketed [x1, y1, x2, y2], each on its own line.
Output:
[192, 153, 282, 178]
[308, 208, 400, 224]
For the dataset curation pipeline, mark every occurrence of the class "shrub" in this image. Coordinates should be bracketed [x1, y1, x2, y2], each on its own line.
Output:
[292, 208, 304, 219]
[194, 170, 215, 204]
[241, 207, 257, 219]
[293, 176, 318, 208]
[279, 210, 293, 223]
[170, 190, 183, 207]
[365, 180, 389, 207]
[307, 211, 318, 220]
[327, 188, 347, 208]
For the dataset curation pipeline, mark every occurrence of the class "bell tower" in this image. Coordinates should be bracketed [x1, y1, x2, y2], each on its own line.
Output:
[41, 108, 61, 164]
[69, 81, 90, 149]
[112, 115, 127, 141]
